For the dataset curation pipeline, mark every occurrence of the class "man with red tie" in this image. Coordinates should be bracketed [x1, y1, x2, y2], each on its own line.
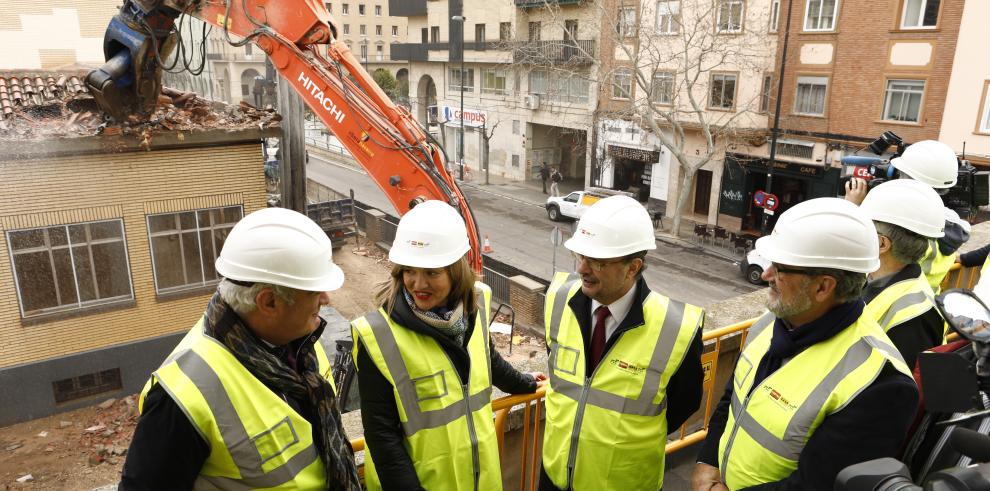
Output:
[540, 195, 704, 491]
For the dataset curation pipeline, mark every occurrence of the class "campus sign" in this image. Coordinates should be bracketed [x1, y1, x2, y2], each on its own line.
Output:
[441, 106, 488, 128]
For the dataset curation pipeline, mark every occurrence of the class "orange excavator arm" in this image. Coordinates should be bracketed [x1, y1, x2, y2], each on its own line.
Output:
[85, 0, 483, 273]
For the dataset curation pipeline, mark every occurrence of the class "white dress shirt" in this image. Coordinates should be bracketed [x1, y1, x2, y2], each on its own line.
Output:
[590, 284, 638, 342]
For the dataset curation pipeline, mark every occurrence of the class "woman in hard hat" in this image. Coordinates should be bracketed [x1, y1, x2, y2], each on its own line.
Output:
[351, 200, 544, 491]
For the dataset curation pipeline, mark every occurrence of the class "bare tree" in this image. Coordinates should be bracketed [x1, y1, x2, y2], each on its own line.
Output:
[513, 0, 775, 236]
[481, 119, 501, 184]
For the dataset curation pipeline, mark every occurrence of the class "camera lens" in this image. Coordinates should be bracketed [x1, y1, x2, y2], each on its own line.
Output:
[877, 475, 919, 491]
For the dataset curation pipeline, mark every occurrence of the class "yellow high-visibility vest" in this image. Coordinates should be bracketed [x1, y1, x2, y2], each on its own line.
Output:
[542, 272, 703, 490]
[139, 318, 335, 489]
[351, 284, 501, 491]
[717, 312, 911, 490]
[865, 270, 944, 339]
[921, 239, 957, 293]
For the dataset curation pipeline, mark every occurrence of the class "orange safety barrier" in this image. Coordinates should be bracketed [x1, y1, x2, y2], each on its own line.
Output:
[347, 263, 980, 489]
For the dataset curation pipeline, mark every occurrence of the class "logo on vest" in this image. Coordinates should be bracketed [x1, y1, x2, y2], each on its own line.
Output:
[610, 358, 647, 375]
[761, 384, 798, 411]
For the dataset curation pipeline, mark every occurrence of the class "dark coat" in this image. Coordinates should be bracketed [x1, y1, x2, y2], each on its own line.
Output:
[697, 302, 920, 491]
[356, 291, 537, 490]
[539, 277, 704, 491]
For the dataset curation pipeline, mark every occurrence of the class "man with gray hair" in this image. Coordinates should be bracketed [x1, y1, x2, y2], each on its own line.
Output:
[859, 179, 946, 368]
[121, 208, 360, 491]
[693, 198, 918, 491]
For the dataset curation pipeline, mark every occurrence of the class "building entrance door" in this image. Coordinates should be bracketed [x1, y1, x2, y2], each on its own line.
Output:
[694, 170, 713, 214]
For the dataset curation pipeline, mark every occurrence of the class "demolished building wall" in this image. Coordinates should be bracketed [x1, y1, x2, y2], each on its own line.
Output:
[0, 71, 281, 426]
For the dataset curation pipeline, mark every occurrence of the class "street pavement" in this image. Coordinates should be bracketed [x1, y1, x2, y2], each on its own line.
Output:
[306, 152, 759, 308]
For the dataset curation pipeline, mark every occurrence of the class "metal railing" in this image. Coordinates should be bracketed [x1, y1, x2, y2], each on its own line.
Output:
[512, 40, 596, 65]
[483, 267, 511, 305]
[347, 263, 981, 490]
[306, 135, 351, 156]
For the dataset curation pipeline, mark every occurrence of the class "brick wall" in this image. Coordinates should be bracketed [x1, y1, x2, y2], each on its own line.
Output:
[509, 275, 545, 333]
[0, 143, 267, 368]
[774, 0, 964, 144]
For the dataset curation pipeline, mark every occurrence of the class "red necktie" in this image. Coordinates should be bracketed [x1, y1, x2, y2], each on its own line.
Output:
[590, 306, 610, 369]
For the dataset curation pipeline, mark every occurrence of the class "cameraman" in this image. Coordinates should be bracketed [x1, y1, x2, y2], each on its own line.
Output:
[859, 180, 947, 369]
[692, 198, 918, 491]
[845, 140, 971, 293]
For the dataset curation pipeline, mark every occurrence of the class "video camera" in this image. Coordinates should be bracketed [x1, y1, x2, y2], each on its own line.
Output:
[839, 132, 989, 218]
[835, 290, 990, 490]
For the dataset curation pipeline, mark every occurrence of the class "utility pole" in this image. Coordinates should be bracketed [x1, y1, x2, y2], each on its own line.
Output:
[452, 15, 466, 181]
[762, 0, 795, 235]
[276, 74, 307, 213]
[483, 121, 490, 185]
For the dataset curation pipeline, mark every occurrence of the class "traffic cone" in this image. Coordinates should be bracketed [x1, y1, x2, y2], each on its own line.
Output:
[483, 235, 493, 253]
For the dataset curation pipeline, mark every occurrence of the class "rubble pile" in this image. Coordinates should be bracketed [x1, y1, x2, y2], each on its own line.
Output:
[0, 74, 281, 142]
[0, 395, 140, 487]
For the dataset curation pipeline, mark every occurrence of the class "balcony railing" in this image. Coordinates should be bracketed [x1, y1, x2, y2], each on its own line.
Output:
[390, 42, 513, 61]
[512, 40, 596, 65]
[346, 262, 980, 490]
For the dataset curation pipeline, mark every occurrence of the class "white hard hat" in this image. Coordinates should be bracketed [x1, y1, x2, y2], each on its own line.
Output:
[890, 140, 958, 189]
[755, 198, 879, 273]
[216, 207, 344, 291]
[389, 200, 471, 268]
[564, 195, 656, 259]
[860, 179, 945, 238]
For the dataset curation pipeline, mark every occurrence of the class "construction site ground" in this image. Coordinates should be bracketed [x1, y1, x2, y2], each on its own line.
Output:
[0, 237, 549, 490]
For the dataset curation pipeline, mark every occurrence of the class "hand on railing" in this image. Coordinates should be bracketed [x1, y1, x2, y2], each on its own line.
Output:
[528, 372, 548, 387]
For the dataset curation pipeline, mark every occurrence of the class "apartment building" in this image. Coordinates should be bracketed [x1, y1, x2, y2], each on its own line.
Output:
[599, 0, 777, 226]
[325, 0, 408, 78]
[723, 0, 969, 232]
[166, 2, 409, 107]
[387, 0, 782, 230]
[939, 0, 990, 165]
[389, 0, 598, 183]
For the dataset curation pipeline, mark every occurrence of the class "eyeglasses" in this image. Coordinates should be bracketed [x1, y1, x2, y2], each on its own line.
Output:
[770, 263, 815, 277]
[573, 253, 627, 272]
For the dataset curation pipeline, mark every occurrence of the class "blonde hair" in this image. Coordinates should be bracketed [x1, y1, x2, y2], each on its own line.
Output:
[374, 255, 479, 315]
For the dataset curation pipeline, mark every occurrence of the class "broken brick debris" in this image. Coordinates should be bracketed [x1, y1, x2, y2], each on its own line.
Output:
[0, 71, 281, 142]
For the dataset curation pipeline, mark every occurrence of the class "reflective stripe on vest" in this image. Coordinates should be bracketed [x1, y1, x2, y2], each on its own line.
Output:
[542, 272, 703, 490]
[921, 238, 956, 293]
[717, 313, 910, 489]
[143, 320, 327, 490]
[865, 273, 937, 334]
[351, 286, 500, 491]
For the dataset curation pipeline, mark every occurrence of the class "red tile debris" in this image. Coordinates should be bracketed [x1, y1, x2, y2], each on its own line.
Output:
[0, 71, 281, 142]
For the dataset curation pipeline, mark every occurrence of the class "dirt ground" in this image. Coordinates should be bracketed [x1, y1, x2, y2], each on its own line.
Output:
[0, 238, 547, 490]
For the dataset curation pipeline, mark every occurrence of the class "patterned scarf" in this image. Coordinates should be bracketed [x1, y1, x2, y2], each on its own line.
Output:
[402, 288, 468, 345]
[202, 293, 361, 491]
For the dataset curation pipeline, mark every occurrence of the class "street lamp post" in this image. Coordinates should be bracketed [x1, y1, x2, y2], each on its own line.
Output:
[452, 15, 466, 181]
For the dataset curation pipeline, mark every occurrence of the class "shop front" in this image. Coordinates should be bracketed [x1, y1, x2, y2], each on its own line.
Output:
[719, 153, 840, 234]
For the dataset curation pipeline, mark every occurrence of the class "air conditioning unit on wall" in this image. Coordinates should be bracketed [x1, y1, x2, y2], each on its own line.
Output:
[524, 94, 541, 110]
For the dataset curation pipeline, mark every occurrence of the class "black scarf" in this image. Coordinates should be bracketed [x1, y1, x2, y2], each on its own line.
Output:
[202, 293, 361, 491]
[750, 300, 865, 392]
